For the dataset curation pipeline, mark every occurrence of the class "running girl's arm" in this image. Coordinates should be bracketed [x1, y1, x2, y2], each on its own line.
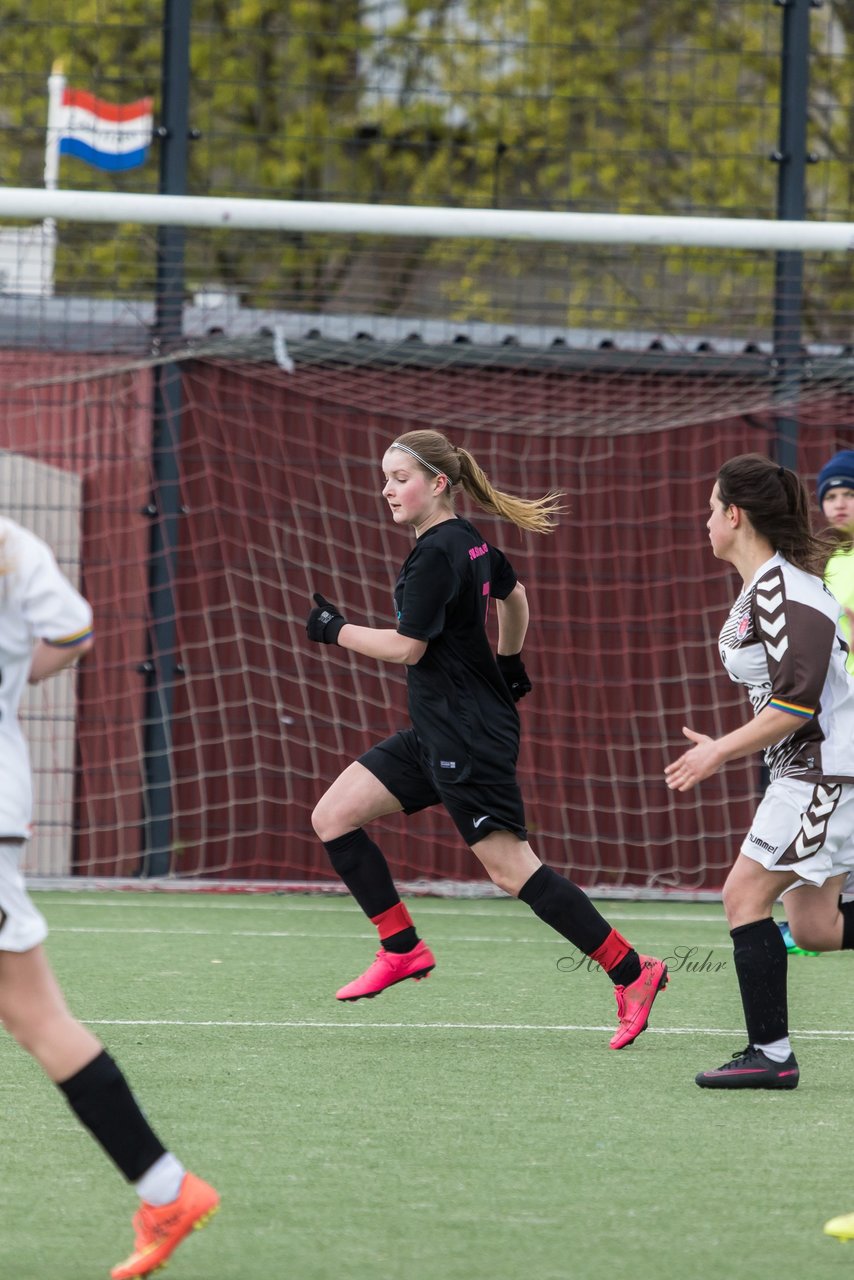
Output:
[665, 705, 807, 792]
[14, 526, 95, 684]
[495, 582, 528, 655]
[307, 591, 427, 664]
[337, 624, 427, 666]
[29, 634, 95, 684]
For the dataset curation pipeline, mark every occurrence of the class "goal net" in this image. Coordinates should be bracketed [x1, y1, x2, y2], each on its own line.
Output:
[2, 224, 853, 895]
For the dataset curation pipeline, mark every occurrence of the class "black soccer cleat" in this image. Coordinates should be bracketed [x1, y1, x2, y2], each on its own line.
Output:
[695, 1045, 799, 1090]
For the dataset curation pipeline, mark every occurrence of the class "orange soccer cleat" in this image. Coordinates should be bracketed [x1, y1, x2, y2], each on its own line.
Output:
[609, 955, 669, 1050]
[110, 1172, 220, 1279]
[336, 940, 436, 1001]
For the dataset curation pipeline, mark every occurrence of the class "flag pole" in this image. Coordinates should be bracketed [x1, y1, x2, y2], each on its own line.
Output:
[45, 61, 65, 191]
[41, 59, 65, 294]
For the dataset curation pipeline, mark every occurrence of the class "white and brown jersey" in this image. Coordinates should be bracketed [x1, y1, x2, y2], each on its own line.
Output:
[719, 552, 854, 783]
[0, 517, 93, 838]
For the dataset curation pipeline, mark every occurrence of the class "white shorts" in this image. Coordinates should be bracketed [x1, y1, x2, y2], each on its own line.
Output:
[0, 843, 48, 952]
[741, 778, 854, 888]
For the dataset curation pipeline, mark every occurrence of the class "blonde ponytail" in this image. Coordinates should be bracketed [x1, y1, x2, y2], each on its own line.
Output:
[389, 430, 564, 534]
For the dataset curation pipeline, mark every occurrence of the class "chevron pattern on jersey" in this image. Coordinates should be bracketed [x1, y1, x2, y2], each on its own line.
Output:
[755, 570, 788, 662]
[778, 783, 842, 864]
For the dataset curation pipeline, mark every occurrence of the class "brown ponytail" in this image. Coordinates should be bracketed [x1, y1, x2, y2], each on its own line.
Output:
[717, 453, 835, 575]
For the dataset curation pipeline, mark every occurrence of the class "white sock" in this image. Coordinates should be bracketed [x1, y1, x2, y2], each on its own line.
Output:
[755, 1036, 792, 1063]
[134, 1152, 186, 1205]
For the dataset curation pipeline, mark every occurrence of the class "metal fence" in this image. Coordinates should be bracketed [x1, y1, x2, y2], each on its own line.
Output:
[0, 1, 851, 343]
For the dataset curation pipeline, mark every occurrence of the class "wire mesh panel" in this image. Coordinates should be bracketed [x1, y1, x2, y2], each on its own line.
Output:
[0, 335, 851, 889]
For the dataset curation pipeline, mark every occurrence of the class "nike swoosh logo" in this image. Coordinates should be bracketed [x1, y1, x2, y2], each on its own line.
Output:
[473, 815, 489, 828]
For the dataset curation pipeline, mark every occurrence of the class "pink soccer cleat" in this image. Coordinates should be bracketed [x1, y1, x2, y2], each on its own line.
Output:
[336, 940, 436, 1001]
[609, 955, 668, 1049]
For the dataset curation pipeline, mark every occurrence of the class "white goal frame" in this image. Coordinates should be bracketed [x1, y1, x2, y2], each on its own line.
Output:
[0, 186, 852, 252]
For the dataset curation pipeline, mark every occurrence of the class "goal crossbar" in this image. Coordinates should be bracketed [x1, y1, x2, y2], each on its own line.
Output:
[0, 187, 853, 252]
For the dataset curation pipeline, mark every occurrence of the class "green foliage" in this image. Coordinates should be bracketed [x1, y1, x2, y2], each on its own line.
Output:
[0, 1, 850, 334]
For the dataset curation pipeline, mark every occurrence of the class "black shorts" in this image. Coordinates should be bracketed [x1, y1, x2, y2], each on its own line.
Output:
[360, 728, 528, 848]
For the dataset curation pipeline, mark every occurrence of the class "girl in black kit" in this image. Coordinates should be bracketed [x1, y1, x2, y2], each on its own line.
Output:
[307, 429, 667, 1048]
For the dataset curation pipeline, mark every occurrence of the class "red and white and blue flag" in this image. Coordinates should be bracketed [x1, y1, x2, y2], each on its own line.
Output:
[55, 88, 154, 172]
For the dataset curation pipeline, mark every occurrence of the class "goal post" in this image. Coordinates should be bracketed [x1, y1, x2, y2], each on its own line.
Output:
[0, 185, 853, 251]
[0, 190, 852, 897]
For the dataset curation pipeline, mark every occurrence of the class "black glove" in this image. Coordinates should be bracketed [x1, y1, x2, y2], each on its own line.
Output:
[306, 592, 347, 644]
[497, 652, 532, 702]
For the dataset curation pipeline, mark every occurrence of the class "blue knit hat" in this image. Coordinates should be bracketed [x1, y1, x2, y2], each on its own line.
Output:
[817, 450, 854, 504]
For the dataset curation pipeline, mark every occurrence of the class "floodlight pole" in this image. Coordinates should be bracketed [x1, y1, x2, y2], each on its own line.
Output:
[771, 0, 814, 470]
[142, 0, 192, 876]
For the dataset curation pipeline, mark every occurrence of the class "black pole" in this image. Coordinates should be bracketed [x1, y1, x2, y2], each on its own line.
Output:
[771, 0, 813, 470]
[142, 0, 192, 875]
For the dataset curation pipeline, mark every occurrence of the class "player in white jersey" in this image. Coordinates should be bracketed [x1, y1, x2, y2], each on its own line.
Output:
[0, 518, 218, 1277]
[664, 454, 854, 1091]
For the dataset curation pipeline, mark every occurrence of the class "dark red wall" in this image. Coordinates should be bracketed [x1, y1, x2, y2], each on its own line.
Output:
[167, 362, 853, 890]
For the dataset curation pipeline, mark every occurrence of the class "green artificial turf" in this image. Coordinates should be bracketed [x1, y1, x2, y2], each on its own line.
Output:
[1, 892, 852, 1280]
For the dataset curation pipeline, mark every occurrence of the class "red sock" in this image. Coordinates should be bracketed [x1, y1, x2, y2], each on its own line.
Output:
[370, 902, 418, 952]
[590, 928, 632, 972]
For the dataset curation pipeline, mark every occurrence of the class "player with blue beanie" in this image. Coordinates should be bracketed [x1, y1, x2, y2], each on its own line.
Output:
[777, 450, 854, 959]
[817, 450, 854, 506]
[817, 449, 854, 679]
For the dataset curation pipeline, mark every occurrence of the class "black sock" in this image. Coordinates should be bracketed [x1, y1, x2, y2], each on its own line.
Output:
[731, 918, 788, 1046]
[840, 900, 854, 950]
[323, 829, 400, 917]
[379, 928, 419, 954]
[606, 951, 643, 987]
[518, 866, 638, 983]
[58, 1050, 166, 1182]
[323, 829, 418, 951]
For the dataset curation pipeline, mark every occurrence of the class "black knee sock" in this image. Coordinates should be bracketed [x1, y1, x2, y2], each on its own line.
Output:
[58, 1050, 167, 1182]
[323, 829, 418, 952]
[518, 865, 640, 985]
[731, 918, 788, 1045]
[840, 900, 854, 950]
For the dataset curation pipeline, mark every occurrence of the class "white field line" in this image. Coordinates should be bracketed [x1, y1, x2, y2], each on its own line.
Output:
[38, 896, 727, 923]
[47, 925, 728, 947]
[83, 1017, 854, 1041]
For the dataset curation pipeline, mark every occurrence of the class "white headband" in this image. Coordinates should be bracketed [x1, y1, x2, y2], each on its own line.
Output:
[390, 441, 447, 480]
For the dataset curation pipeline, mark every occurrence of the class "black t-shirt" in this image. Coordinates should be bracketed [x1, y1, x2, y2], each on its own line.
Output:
[393, 516, 520, 784]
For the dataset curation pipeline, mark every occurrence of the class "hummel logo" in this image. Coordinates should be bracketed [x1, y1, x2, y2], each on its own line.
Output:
[473, 815, 489, 828]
